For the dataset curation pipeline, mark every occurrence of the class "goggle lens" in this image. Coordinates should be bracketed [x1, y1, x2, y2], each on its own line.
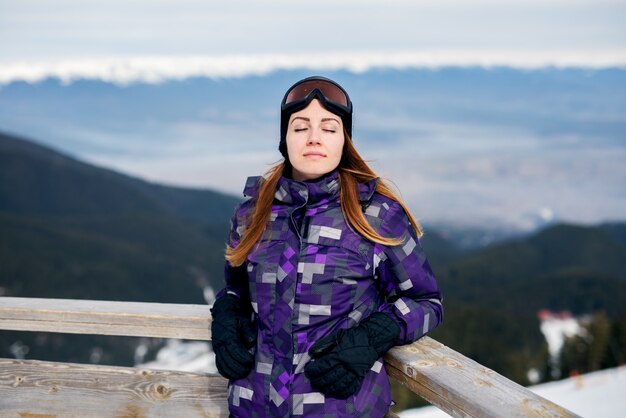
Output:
[284, 80, 349, 108]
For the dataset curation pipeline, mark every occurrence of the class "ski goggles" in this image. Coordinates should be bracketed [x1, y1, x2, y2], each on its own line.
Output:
[282, 77, 352, 114]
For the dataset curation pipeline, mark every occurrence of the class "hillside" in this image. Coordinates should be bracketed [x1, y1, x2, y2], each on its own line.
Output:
[0, 132, 243, 366]
[0, 132, 238, 230]
[0, 132, 241, 299]
[434, 222, 626, 314]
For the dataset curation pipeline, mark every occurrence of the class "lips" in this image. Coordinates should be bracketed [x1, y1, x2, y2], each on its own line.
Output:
[303, 152, 326, 158]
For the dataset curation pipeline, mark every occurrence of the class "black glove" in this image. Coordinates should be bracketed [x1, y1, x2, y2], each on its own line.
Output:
[304, 312, 401, 399]
[210, 294, 257, 380]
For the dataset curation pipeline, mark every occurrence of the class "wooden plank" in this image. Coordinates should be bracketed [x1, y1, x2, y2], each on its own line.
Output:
[0, 297, 212, 340]
[0, 358, 228, 417]
[384, 337, 581, 418]
[1, 297, 582, 417]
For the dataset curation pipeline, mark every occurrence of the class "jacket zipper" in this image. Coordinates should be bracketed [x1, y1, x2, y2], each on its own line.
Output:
[290, 200, 307, 244]
[287, 197, 308, 398]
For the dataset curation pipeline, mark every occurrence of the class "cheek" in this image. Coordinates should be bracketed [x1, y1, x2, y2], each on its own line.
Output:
[330, 138, 344, 159]
[285, 135, 301, 154]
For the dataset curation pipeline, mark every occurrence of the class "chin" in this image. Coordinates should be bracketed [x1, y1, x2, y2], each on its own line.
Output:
[292, 163, 335, 181]
[306, 164, 331, 173]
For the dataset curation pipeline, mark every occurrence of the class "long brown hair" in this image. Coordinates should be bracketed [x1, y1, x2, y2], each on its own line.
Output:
[225, 129, 424, 267]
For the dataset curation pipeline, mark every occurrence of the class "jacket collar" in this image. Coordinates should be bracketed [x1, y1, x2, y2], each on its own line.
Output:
[243, 169, 380, 206]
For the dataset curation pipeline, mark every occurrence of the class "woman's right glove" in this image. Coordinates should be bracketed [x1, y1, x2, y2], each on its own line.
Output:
[210, 293, 257, 380]
[304, 312, 401, 399]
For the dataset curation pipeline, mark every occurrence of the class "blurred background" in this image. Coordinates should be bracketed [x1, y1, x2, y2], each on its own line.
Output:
[1, 0, 625, 416]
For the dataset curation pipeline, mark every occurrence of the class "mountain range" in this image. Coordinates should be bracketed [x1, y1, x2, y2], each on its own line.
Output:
[1, 131, 625, 385]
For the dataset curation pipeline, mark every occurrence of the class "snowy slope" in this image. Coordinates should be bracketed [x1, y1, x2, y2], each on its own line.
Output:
[399, 366, 626, 417]
[137, 339, 217, 374]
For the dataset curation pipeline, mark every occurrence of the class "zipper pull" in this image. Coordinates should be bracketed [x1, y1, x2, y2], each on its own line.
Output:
[301, 214, 311, 240]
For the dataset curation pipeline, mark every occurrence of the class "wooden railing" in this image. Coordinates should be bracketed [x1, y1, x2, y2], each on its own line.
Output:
[0, 297, 580, 417]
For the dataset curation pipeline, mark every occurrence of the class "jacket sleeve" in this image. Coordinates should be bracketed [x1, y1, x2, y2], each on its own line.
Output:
[215, 204, 250, 302]
[373, 200, 444, 345]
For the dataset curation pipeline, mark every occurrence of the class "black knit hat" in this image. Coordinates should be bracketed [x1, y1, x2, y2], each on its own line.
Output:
[279, 76, 353, 160]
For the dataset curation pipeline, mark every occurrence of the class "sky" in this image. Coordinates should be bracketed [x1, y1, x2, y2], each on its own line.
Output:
[1, 0, 625, 232]
[1, 0, 626, 84]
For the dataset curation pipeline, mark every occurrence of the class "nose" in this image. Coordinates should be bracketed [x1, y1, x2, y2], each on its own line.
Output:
[306, 127, 322, 145]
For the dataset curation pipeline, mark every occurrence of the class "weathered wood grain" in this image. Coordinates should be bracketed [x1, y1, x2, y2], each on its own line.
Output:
[0, 358, 228, 417]
[0, 297, 212, 340]
[385, 337, 581, 418]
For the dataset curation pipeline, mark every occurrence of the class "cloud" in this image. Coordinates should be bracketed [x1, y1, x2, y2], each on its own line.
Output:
[2, 50, 626, 86]
[2, 0, 626, 83]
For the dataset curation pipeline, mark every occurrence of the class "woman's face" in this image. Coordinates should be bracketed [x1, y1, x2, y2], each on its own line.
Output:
[286, 99, 345, 182]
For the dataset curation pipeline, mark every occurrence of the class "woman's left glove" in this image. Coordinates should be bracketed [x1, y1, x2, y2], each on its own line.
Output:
[210, 294, 257, 380]
[304, 312, 401, 399]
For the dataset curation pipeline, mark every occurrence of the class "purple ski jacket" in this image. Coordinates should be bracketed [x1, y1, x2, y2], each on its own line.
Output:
[216, 168, 443, 417]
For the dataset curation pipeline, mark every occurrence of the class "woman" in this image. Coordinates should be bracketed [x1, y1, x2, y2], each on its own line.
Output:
[211, 76, 443, 417]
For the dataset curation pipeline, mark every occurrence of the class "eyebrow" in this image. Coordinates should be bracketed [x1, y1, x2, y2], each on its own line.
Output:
[291, 116, 340, 124]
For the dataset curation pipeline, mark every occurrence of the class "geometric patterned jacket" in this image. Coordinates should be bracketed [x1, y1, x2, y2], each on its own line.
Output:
[216, 167, 443, 418]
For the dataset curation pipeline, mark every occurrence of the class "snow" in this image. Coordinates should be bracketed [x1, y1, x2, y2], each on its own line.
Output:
[399, 366, 626, 418]
[537, 310, 587, 380]
[137, 339, 217, 374]
[538, 310, 584, 358]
